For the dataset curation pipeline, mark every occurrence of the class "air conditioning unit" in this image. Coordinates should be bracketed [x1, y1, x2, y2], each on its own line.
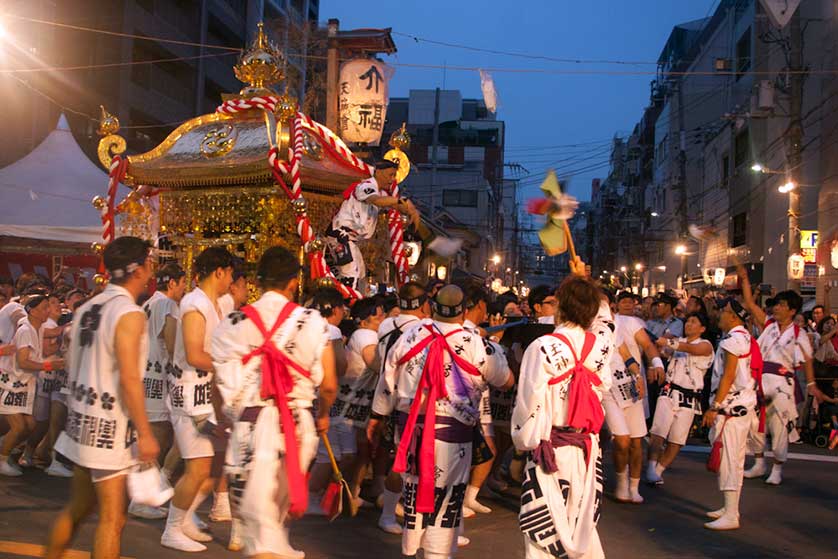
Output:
[758, 80, 775, 110]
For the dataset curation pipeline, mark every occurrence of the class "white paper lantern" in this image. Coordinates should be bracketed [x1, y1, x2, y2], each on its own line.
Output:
[338, 59, 390, 145]
[713, 268, 726, 286]
[787, 253, 806, 280]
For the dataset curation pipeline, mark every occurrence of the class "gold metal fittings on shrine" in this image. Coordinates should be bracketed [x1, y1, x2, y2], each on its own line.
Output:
[384, 123, 412, 184]
[200, 124, 238, 158]
[97, 105, 127, 169]
[234, 22, 285, 96]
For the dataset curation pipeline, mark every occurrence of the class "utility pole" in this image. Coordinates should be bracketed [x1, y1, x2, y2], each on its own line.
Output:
[325, 19, 339, 132]
[676, 80, 689, 285]
[786, 9, 803, 291]
[430, 87, 441, 219]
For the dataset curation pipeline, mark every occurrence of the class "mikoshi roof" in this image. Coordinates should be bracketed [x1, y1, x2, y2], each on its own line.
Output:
[0, 114, 111, 227]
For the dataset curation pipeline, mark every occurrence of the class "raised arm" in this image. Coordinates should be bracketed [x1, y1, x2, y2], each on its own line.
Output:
[738, 266, 767, 327]
[659, 337, 713, 357]
[635, 328, 664, 383]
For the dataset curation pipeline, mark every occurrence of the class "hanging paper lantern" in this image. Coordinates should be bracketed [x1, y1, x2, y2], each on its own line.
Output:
[713, 268, 726, 286]
[788, 253, 806, 280]
[702, 267, 713, 285]
[832, 241, 838, 270]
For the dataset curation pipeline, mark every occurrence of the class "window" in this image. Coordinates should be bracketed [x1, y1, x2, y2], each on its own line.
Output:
[734, 128, 750, 169]
[722, 155, 730, 185]
[442, 189, 478, 207]
[732, 212, 747, 247]
[736, 27, 751, 80]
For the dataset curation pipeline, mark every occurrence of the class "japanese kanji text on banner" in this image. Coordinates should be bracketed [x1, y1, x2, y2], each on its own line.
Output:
[338, 59, 392, 145]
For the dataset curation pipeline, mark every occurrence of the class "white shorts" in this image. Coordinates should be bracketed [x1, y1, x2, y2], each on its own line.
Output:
[172, 413, 215, 460]
[0, 382, 35, 416]
[316, 417, 356, 463]
[90, 466, 131, 483]
[33, 395, 51, 422]
[603, 398, 647, 438]
[649, 395, 695, 446]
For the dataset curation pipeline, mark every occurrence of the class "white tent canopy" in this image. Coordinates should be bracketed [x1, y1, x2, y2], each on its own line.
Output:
[0, 114, 113, 229]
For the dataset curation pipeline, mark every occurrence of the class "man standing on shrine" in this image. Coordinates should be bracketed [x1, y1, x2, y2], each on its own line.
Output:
[327, 160, 419, 291]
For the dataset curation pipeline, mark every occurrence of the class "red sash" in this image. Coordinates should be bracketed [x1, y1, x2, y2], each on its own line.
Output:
[341, 181, 362, 201]
[739, 335, 765, 432]
[392, 324, 481, 513]
[240, 302, 311, 518]
[546, 332, 604, 438]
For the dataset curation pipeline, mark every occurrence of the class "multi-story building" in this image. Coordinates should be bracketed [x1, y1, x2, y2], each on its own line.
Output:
[383, 90, 506, 278]
[632, 0, 831, 296]
[1, 0, 319, 168]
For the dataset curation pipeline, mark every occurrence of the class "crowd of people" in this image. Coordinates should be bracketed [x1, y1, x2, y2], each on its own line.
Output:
[1, 236, 836, 559]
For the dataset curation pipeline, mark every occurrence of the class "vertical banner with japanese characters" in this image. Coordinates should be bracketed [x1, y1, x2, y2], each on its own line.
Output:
[338, 58, 391, 145]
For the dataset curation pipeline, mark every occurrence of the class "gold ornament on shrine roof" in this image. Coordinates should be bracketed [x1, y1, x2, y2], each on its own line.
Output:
[384, 123, 411, 184]
[97, 105, 127, 169]
[97, 105, 120, 136]
[275, 93, 299, 122]
[389, 123, 410, 151]
[91, 196, 107, 211]
[234, 22, 285, 96]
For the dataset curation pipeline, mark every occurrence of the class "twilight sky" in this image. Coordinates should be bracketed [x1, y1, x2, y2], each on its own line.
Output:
[321, 0, 714, 201]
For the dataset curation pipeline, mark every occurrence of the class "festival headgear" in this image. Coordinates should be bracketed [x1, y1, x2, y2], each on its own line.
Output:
[156, 263, 185, 286]
[431, 289, 465, 318]
[399, 292, 428, 310]
[110, 260, 145, 280]
[105, 237, 152, 280]
[374, 159, 399, 170]
[24, 294, 48, 313]
[722, 298, 750, 322]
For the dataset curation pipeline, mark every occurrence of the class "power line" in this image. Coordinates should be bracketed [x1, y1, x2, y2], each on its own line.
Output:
[5, 13, 241, 51]
[0, 51, 238, 74]
[391, 30, 659, 67]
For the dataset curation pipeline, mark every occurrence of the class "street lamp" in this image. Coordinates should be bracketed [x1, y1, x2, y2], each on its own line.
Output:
[650, 211, 659, 217]
[491, 254, 501, 265]
[620, 266, 627, 273]
[634, 263, 643, 271]
[778, 181, 796, 193]
[751, 163, 764, 173]
[674, 244, 687, 255]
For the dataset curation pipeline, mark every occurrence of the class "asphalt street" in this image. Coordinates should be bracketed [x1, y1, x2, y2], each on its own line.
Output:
[0, 447, 834, 558]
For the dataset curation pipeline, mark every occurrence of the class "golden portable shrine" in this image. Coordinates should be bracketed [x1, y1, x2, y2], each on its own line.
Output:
[92, 23, 413, 300]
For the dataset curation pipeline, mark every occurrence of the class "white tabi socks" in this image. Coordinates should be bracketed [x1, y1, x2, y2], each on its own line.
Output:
[161, 504, 207, 552]
[182, 492, 213, 543]
[209, 491, 232, 522]
[765, 463, 783, 485]
[629, 477, 644, 504]
[615, 470, 630, 502]
[463, 484, 492, 514]
[377, 489, 403, 535]
[704, 489, 740, 530]
[743, 457, 767, 479]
